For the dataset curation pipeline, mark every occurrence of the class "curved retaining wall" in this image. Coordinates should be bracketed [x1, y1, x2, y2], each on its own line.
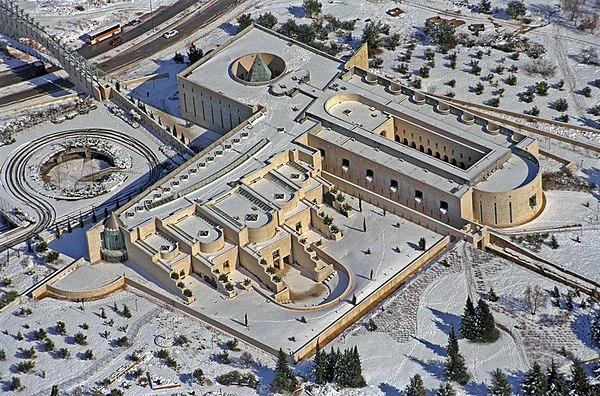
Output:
[44, 276, 125, 301]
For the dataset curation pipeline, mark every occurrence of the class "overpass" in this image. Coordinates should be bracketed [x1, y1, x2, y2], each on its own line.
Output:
[0, 0, 116, 100]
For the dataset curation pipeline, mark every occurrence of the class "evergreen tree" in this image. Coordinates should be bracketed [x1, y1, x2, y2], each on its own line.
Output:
[488, 368, 512, 396]
[590, 309, 600, 348]
[522, 362, 548, 396]
[460, 296, 477, 340]
[444, 326, 470, 384]
[478, 0, 492, 14]
[50, 385, 59, 396]
[569, 361, 592, 396]
[404, 374, 427, 396]
[237, 13, 253, 33]
[476, 298, 497, 342]
[270, 349, 297, 393]
[187, 43, 204, 65]
[313, 342, 327, 385]
[256, 12, 277, 29]
[546, 360, 569, 396]
[302, 0, 322, 19]
[506, 1, 527, 20]
[436, 382, 457, 396]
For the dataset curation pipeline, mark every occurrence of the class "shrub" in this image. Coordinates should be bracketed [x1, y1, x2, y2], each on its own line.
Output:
[226, 339, 239, 351]
[413, 78, 422, 89]
[535, 81, 549, 96]
[556, 114, 569, 123]
[183, 289, 193, 297]
[20, 346, 36, 359]
[17, 360, 35, 373]
[114, 336, 130, 347]
[55, 321, 67, 336]
[47, 251, 59, 263]
[256, 12, 278, 29]
[488, 97, 500, 107]
[170, 272, 179, 280]
[474, 82, 484, 95]
[177, 281, 185, 288]
[57, 347, 70, 359]
[174, 335, 189, 346]
[193, 368, 204, 383]
[527, 106, 540, 116]
[0, 349, 5, 360]
[218, 273, 229, 283]
[173, 52, 184, 63]
[10, 376, 21, 391]
[581, 86, 592, 97]
[218, 351, 231, 364]
[74, 332, 88, 345]
[447, 79, 456, 87]
[36, 241, 48, 253]
[522, 89, 535, 103]
[506, 1, 527, 19]
[553, 98, 569, 112]
[122, 305, 131, 318]
[590, 105, 600, 116]
[157, 349, 170, 359]
[367, 319, 378, 331]
[225, 282, 234, 291]
[524, 58, 556, 78]
[80, 323, 89, 330]
[418, 237, 426, 250]
[33, 327, 47, 340]
[419, 66, 430, 78]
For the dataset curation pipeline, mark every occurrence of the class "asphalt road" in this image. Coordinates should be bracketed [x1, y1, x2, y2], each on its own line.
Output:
[0, 0, 244, 106]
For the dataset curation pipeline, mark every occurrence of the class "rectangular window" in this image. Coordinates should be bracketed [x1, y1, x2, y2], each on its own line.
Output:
[390, 179, 398, 192]
[366, 169, 374, 182]
[319, 148, 326, 158]
[509, 202, 513, 223]
[529, 195, 537, 207]
[415, 190, 423, 203]
[440, 201, 448, 214]
[341, 158, 350, 171]
[494, 203, 498, 224]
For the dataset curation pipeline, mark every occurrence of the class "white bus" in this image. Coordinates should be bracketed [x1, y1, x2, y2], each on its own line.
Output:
[85, 23, 122, 45]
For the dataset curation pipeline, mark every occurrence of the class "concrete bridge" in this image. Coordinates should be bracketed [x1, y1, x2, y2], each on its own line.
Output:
[0, 0, 115, 100]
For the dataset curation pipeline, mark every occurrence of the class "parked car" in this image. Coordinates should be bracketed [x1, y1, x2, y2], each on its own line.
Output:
[163, 30, 178, 39]
[109, 36, 123, 46]
[128, 19, 142, 26]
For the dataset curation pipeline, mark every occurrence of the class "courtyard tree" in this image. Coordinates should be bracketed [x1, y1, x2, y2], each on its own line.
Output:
[302, 0, 322, 18]
[475, 298, 498, 342]
[404, 374, 427, 396]
[122, 304, 132, 318]
[256, 12, 277, 29]
[271, 349, 298, 393]
[193, 368, 204, 383]
[237, 13, 253, 33]
[444, 326, 470, 384]
[361, 21, 388, 53]
[55, 320, 67, 336]
[240, 351, 253, 368]
[524, 284, 547, 315]
[506, 1, 527, 20]
[488, 368, 512, 396]
[522, 362, 548, 396]
[10, 376, 22, 391]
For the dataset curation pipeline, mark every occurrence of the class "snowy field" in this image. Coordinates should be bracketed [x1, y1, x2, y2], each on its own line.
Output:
[0, 289, 276, 395]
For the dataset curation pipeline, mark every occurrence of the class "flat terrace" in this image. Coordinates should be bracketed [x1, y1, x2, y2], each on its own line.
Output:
[181, 26, 344, 95]
[248, 173, 297, 205]
[306, 74, 512, 185]
[211, 188, 274, 229]
[168, 212, 221, 245]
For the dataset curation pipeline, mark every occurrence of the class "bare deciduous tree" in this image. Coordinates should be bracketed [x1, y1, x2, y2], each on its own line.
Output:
[561, 0, 587, 21]
[524, 285, 547, 315]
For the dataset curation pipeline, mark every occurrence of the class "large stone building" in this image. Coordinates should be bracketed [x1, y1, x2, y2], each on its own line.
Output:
[87, 25, 543, 302]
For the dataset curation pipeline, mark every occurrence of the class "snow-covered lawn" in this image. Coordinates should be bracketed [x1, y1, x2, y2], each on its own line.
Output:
[0, 289, 276, 395]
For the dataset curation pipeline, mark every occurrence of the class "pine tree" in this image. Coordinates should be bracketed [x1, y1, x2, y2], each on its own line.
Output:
[436, 382, 457, 396]
[187, 43, 204, 65]
[569, 361, 591, 396]
[270, 349, 297, 393]
[349, 346, 365, 387]
[546, 360, 569, 396]
[476, 298, 497, 342]
[444, 326, 470, 384]
[522, 362, 548, 396]
[460, 296, 477, 340]
[313, 342, 327, 385]
[488, 368, 512, 396]
[404, 374, 427, 396]
[590, 309, 600, 348]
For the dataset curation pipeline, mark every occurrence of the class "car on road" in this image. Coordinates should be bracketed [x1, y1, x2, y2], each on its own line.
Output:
[163, 30, 178, 39]
[127, 19, 142, 26]
[109, 36, 123, 46]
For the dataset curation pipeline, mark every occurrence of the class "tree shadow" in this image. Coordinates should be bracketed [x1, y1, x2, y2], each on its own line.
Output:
[428, 307, 461, 336]
[218, 21, 237, 36]
[410, 335, 446, 357]
[379, 382, 402, 396]
[500, 295, 527, 314]
[571, 311, 594, 350]
[405, 355, 446, 381]
[288, 6, 305, 18]
[581, 167, 600, 198]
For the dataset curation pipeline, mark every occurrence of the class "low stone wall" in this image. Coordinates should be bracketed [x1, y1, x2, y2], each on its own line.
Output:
[30, 258, 86, 299]
[292, 235, 451, 361]
[44, 276, 125, 300]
